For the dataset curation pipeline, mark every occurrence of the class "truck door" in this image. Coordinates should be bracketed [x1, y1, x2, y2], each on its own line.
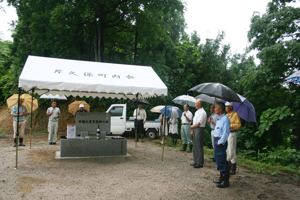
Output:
[108, 106, 126, 135]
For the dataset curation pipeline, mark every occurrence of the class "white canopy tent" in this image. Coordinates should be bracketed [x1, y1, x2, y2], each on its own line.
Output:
[15, 55, 169, 166]
[19, 55, 168, 98]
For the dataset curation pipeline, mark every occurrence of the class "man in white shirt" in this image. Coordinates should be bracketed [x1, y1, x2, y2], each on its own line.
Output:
[180, 104, 193, 153]
[46, 101, 61, 145]
[190, 99, 207, 168]
[133, 103, 147, 142]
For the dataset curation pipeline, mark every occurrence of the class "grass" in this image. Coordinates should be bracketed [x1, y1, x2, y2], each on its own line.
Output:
[0, 129, 4, 134]
[152, 137, 299, 179]
[33, 129, 48, 133]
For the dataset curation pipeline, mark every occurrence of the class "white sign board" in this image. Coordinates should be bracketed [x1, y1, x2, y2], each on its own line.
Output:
[67, 124, 76, 139]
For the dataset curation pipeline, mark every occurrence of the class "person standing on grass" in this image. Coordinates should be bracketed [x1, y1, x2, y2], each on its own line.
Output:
[11, 98, 28, 147]
[208, 104, 219, 162]
[179, 104, 193, 153]
[46, 101, 61, 145]
[225, 102, 241, 175]
[212, 102, 230, 188]
[168, 117, 178, 146]
[190, 99, 207, 168]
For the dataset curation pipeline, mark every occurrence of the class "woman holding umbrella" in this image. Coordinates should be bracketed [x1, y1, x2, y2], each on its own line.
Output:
[168, 117, 178, 146]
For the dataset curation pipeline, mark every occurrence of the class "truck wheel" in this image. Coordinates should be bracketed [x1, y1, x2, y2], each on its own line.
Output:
[146, 129, 157, 140]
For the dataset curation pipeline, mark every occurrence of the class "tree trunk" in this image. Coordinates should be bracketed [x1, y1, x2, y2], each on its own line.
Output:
[134, 26, 138, 64]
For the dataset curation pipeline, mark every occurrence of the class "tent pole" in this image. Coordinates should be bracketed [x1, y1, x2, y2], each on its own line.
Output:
[30, 88, 34, 149]
[15, 87, 21, 169]
[162, 95, 168, 162]
[135, 93, 138, 148]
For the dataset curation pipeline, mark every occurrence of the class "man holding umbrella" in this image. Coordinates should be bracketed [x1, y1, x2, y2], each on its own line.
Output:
[225, 102, 241, 175]
[11, 98, 28, 147]
[133, 103, 147, 142]
[180, 104, 193, 153]
[190, 99, 207, 168]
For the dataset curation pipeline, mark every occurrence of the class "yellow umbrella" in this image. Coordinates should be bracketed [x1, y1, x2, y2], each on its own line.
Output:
[6, 94, 38, 112]
[68, 101, 90, 115]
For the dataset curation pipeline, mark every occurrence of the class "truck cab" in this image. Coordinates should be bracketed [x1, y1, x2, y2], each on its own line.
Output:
[106, 104, 160, 139]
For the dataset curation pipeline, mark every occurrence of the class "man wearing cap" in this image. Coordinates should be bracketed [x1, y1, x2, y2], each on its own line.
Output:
[225, 102, 241, 175]
[180, 104, 193, 153]
[190, 99, 207, 168]
[208, 104, 218, 161]
[46, 101, 61, 145]
[212, 102, 231, 188]
[75, 104, 88, 117]
[133, 103, 147, 142]
[11, 98, 28, 147]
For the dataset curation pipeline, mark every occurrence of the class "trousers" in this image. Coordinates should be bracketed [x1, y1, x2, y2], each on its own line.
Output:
[227, 131, 237, 163]
[181, 125, 193, 145]
[13, 120, 26, 138]
[48, 121, 58, 142]
[214, 138, 230, 173]
[193, 127, 204, 165]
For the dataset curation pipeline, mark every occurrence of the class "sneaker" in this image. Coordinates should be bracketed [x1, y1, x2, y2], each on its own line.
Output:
[52, 142, 56, 145]
[49, 142, 53, 145]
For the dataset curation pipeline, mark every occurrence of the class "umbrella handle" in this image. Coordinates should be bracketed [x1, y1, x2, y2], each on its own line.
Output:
[235, 102, 244, 112]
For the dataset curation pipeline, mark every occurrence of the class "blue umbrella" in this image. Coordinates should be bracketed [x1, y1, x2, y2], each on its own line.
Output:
[225, 94, 256, 122]
[160, 106, 182, 118]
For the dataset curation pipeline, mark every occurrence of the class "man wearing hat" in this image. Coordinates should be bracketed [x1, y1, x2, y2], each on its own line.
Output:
[11, 98, 28, 147]
[75, 104, 88, 117]
[225, 102, 241, 175]
[46, 101, 61, 145]
[133, 103, 147, 142]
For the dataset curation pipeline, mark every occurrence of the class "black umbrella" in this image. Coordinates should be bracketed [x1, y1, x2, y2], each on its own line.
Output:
[189, 83, 241, 103]
[131, 98, 151, 105]
[195, 94, 223, 104]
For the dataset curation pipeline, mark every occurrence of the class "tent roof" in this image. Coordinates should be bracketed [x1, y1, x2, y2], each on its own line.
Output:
[19, 56, 168, 99]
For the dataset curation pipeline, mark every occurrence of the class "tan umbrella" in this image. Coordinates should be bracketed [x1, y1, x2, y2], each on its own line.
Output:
[150, 105, 165, 113]
[68, 101, 90, 115]
[6, 94, 38, 112]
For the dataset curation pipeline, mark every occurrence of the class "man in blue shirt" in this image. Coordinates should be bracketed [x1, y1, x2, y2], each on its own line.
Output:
[210, 102, 230, 188]
[11, 99, 28, 147]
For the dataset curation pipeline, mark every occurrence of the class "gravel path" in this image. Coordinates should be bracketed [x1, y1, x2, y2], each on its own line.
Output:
[0, 133, 299, 200]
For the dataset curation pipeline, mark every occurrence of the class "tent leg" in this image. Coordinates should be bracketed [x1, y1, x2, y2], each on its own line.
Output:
[30, 88, 34, 149]
[135, 93, 139, 148]
[15, 88, 21, 169]
[162, 95, 168, 162]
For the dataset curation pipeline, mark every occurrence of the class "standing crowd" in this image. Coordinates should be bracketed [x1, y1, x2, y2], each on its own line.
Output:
[12, 98, 241, 188]
[133, 99, 241, 188]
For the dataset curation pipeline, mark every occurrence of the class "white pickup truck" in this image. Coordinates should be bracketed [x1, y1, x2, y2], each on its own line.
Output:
[106, 104, 160, 139]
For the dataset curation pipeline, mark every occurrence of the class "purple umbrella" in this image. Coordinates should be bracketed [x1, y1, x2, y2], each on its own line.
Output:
[225, 94, 256, 123]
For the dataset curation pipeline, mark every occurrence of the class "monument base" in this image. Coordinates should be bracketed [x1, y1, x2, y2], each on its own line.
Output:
[60, 136, 127, 157]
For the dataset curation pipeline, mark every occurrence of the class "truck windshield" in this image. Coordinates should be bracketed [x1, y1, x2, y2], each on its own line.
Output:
[109, 106, 123, 117]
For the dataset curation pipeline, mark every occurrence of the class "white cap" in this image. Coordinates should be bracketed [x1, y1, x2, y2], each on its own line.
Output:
[79, 104, 84, 108]
[225, 102, 233, 107]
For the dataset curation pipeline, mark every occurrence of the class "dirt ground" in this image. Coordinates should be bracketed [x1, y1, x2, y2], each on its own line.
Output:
[0, 133, 300, 200]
